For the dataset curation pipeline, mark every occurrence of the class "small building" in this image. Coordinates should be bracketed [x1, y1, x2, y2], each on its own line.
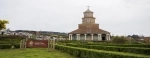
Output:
[0, 29, 10, 35]
[144, 37, 150, 43]
[68, 7, 111, 41]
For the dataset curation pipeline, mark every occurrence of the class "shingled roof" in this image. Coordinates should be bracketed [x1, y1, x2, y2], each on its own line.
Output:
[69, 28, 110, 34]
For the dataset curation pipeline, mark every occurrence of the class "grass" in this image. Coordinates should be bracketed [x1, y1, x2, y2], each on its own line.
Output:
[0, 48, 76, 58]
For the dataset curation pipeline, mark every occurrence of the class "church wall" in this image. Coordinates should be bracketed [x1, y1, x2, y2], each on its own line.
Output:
[93, 35, 98, 41]
[80, 35, 85, 40]
[86, 34, 91, 40]
[72, 35, 77, 40]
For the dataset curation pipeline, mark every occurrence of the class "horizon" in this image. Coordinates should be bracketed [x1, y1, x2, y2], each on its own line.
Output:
[0, 0, 150, 36]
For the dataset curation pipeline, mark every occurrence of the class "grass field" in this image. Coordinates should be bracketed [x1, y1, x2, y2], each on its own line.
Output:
[0, 48, 76, 58]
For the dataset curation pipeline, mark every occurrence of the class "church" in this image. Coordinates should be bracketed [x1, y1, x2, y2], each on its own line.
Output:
[68, 7, 111, 41]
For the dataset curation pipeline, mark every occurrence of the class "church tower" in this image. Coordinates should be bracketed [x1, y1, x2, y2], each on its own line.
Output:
[69, 6, 111, 41]
[82, 6, 95, 24]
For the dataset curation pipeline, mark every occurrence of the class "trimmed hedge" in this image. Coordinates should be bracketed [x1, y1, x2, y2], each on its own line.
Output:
[56, 45, 150, 58]
[84, 43, 150, 48]
[0, 44, 20, 49]
[0, 35, 25, 40]
[107, 44, 150, 48]
[66, 43, 150, 55]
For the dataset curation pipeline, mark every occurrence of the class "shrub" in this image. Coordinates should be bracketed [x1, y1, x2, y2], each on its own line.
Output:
[106, 44, 150, 48]
[55, 45, 150, 58]
[0, 44, 20, 49]
[0, 44, 11, 49]
[0, 35, 25, 40]
[111, 36, 127, 44]
[66, 44, 150, 55]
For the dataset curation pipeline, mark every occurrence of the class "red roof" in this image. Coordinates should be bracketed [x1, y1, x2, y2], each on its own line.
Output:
[69, 28, 110, 34]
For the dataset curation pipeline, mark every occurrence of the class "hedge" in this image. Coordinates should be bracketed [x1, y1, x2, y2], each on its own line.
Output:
[0, 35, 25, 40]
[82, 43, 150, 48]
[66, 43, 150, 55]
[55, 45, 150, 58]
[0, 44, 20, 49]
[106, 44, 150, 48]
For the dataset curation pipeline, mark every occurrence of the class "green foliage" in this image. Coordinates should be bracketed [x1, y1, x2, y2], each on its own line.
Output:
[125, 39, 140, 44]
[0, 44, 20, 49]
[0, 35, 25, 40]
[57, 40, 82, 44]
[106, 44, 150, 48]
[0, 35, 25, 45]
[66, 43, 150, 55]
[56, 45, 150, 58]
[111, 36, 127, 44]
[0, 20, 9, 30]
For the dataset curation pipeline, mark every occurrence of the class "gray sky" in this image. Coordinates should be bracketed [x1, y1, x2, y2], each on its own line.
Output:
[0, 0, 150, 36]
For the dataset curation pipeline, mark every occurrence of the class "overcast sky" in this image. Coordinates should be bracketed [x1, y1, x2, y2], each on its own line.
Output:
[0, 0, 150, 36]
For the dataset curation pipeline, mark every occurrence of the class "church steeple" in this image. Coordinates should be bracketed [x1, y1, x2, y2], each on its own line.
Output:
[84, 6, 93, 13]
[82, 6, 95, 24]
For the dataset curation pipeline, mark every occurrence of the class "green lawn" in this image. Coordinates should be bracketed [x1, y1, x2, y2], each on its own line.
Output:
[0, 48, 76, 58]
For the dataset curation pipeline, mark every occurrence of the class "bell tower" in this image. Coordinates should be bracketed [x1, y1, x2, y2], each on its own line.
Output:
[82, 6, 95, 24]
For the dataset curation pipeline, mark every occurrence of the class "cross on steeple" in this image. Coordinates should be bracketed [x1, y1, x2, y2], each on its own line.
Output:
[87, 6, 90, 9]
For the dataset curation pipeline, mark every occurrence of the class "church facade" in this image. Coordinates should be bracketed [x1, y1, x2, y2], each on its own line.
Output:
[68, 7, 111, 41]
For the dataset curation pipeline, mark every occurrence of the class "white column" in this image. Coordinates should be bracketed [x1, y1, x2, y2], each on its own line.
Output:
[78, 34, 80, 40]
[107, 34, 110, 40]
[91, 34, 93, 40]
[76, 34, 80, 40]
[98, 34, 101, 41]
[99, 34, 102, 41]
[76, 34, 78, 40]
[70, 34, 72, 40]
[109, 34, 110, 40]
[84, 34, 87, 40]
[98, 34, 99, 40]
[69, 34, 70, 40]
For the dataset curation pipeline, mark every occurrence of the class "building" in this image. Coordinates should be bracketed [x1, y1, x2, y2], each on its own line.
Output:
[68, 7, 111, 41]
[0, 29, 10, 35]
[144, 37, 150, 43]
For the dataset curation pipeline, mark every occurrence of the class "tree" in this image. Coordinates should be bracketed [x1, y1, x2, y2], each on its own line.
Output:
[111, 36, 127, 44]
[0, 20, 9, 30]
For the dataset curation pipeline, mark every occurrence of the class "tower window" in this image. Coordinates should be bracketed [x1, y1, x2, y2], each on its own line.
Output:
[87, 19, 90, 23]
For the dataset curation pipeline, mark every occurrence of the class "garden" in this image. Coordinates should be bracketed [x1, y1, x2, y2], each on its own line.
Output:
[55, 39, 150, 58]
[1, 35, 150, 58]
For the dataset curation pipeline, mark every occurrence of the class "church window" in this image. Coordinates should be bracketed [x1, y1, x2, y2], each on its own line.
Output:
[87, 19, 89, 22]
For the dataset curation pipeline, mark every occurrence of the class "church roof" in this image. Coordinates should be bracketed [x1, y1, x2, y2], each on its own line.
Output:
[84, 6, 93, 13]
[84, 9, 93, 13]
[69, 28, 110, 34]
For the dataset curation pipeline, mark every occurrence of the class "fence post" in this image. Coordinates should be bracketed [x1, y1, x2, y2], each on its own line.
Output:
[25, 38, 27, 49]
[48, 38, 50, 52]
[52, 39, 55, 50]
[20, 40, 22, 49]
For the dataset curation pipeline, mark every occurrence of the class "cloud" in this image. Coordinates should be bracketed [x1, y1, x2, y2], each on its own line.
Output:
[0, 0, 150, 36]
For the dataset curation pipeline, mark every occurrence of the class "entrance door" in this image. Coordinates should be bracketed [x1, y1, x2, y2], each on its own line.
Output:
[102, 34, 106, 41]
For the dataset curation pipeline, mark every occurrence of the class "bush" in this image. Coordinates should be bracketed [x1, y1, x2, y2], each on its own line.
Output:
[106, 44, 150, 48]
[0, 35, 24, 45]
[0, 35, 25, 40]
[0, 44, 11, 49]
[111, 36, 127, 44]
[56, 45, 150, 58]
[66, 44, 150, 55]
[0, 44, 20, 49]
